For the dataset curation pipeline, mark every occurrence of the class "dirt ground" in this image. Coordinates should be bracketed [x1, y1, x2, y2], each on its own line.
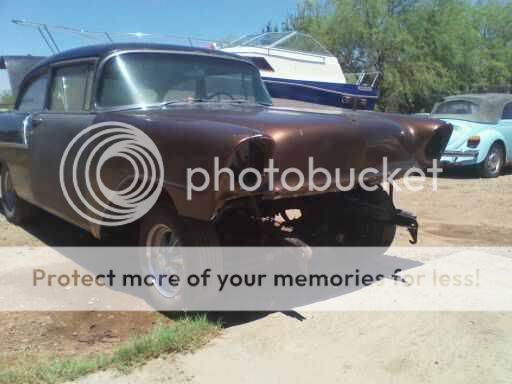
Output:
[394, 168, 512, 246]
[0, 311, 169, 366]
[1, 168, 512, 381]
[0, 206, 170, 367]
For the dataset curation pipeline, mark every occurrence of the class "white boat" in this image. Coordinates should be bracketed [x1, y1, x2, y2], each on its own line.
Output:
[222, 31, 378, 109]
[11, 20, 379, 109]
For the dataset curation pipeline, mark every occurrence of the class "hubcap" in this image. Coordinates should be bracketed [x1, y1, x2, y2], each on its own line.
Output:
[1, 169, 17, 214]
[144, 224, 184, 298]
[486, 147, 502, 174]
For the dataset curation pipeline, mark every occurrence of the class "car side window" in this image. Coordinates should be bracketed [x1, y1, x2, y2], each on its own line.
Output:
[49, 64, 92, 112]
[502, 103, 512, 120]
[17, 74, 49, 112]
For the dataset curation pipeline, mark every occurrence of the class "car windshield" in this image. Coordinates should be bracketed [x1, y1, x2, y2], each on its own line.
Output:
[433, 100, 480, 115]
[97, 52, 272, 108]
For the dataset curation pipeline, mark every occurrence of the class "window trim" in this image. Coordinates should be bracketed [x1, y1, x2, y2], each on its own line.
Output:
[46, 58, 98, 114]
[15, 69, 49, 112]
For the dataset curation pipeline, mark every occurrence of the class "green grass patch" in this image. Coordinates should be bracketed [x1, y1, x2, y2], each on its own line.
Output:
[0, 316, 220, 384]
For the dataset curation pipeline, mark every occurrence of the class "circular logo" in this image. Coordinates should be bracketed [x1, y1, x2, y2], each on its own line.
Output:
[59, 122, 164, 227]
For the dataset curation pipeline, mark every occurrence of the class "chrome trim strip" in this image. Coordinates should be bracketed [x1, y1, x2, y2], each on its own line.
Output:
[229, 48, 328, 63]
[0, 142, 28, 150]
[49, 57, 99, 68]
[442, 150, 479, 158]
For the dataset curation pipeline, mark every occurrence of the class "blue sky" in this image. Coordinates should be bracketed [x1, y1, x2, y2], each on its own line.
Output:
[0, 0, 299, 92]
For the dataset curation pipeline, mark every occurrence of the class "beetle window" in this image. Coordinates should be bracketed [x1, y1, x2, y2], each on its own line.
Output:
[49, 64, 91, 112]
[433, 101, 479, 115]
[502, 103, 512, 120]
[17, 74, 48, 112]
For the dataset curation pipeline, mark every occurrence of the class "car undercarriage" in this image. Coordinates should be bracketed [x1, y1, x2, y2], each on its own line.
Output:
[214, 186, 418, 247]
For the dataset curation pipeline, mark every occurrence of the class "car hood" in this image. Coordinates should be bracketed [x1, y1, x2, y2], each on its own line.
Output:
[116, 103, 360, 137]
[97, 103, 451, 218]
[105, 103, 451, 172]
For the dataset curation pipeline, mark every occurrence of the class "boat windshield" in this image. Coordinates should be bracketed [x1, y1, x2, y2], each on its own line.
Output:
[242, 32, 290, 47]
[96, 52, 272, 108]
[227, 32, 333, 56]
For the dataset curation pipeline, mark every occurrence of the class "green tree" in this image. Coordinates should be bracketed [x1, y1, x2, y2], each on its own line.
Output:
[286, 0, 512, 113]
[0, 90, 14, 110]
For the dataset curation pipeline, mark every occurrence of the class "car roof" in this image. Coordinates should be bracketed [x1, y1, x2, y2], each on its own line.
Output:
[442, 93, 512, 104]
[431, 93, 512, 124]
[28, 42, 247, 74]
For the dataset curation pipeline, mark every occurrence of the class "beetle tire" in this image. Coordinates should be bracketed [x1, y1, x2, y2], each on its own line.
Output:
[479, 143, 504, 178]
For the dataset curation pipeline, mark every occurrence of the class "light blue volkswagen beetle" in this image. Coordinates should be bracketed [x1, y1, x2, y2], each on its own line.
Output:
[431, 94, 512, 178]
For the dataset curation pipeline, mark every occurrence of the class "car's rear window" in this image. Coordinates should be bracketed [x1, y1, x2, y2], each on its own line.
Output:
[433, 100, 479, 115]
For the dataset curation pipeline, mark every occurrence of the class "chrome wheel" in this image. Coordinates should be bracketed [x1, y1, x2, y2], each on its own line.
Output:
[485, 145, 503, 174]
[480, 143, 505, 178]
[1, 168, 17, 215]
[144, 224, 184, 298]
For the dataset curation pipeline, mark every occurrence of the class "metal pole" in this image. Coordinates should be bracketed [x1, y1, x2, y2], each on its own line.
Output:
[38, 27, 55, 54]
[43, 25, 60, 52]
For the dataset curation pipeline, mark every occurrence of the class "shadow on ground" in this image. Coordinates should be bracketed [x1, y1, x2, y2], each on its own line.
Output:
[436, 165, 512, 179]
[0, 198, 422, 328]
[0, 201, 111, 246]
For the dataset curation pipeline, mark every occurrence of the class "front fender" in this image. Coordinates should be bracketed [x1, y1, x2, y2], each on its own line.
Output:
[473, 129, 507, 163]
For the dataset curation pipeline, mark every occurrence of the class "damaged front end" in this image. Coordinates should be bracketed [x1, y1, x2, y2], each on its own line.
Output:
[214, 185, 419, 247]
[211, 115, 452, 248]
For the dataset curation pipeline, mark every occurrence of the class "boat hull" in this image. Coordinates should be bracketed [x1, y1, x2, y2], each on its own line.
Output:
[263, 77, 378, 110]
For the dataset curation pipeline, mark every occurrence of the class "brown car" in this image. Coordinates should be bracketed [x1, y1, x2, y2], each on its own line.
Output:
[0, 43, 452, 249]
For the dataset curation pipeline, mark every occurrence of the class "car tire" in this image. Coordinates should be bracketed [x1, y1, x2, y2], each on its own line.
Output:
[1, 166, 37, 225]
[138, 201, 220, 310]
[344, 188, 397, 247]
[300, 188, 396, 248]
[479, 143, 504, 178]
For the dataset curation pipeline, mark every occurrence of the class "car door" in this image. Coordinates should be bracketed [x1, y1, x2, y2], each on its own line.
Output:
[30, 60, 97, 229]
[0, 70, 49, 203]
[499, 102, 512, 162]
